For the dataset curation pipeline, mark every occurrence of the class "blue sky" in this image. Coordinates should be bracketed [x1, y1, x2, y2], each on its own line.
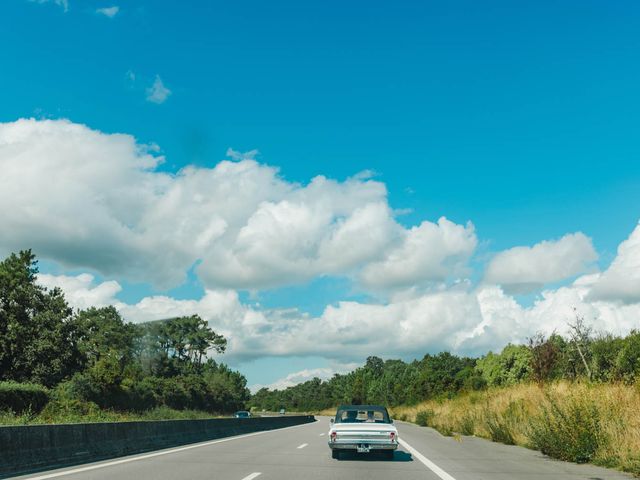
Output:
[2, 0, 640, 389]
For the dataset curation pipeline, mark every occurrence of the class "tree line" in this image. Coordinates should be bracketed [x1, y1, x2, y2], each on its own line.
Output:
[0, 250, 249, 414]
[249, 324, 640, 412]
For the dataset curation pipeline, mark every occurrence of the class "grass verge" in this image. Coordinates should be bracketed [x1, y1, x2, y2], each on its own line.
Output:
[0, 403, 224, 425]
[390, 381, 640, 476]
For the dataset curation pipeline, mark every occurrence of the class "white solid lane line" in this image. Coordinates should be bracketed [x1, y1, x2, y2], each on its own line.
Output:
[319, 433, 325, 436]
[22, 422, 314, 480]
[297, 443, 309, 449]
[241, 473, 262, 480]
[398, 438, 457, 480]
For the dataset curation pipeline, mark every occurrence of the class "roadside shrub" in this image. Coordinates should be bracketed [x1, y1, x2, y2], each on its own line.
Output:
[484, 400, 523, 445]
[615, 331, 640, 383]
[0, 381, 49, 413]
[415, 409, 434, 427]
[38, 379, 104, 421]
[485, 412, 515, 444]
[458, 413, 475, 436]
[465, 375, 487, 391]
[434, 423, 454, 436]
[528, 394, 606, 463]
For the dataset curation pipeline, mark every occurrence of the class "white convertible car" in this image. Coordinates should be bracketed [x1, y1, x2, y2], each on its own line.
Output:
[328, 405, 398, 459]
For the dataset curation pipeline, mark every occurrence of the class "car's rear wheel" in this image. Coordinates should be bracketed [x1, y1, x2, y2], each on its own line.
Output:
[331, 450, 340, 459]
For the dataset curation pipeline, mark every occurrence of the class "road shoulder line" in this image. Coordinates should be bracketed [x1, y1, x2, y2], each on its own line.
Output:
[241, 474, 262, 480]
[399, 438, 457, 480]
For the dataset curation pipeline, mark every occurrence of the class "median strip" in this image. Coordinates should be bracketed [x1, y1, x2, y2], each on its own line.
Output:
[398, 438, 457, 480]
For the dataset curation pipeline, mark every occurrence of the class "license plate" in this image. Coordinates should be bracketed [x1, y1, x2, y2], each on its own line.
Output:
[357, 445, 370, 453]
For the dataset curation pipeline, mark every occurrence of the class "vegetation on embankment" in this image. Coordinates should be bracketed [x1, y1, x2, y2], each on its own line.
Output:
[0, 404, 222, 426]
[391, 381, 640, 476]
[0, 250, 250, 423]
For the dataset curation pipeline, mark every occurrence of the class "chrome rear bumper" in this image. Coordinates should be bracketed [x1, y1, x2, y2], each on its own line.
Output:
[329, 441, 397, 451]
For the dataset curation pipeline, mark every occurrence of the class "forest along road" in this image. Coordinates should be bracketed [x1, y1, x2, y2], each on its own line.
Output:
[11, 416, 634, 480]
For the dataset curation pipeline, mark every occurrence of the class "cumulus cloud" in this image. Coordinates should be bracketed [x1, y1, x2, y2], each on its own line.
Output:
[484, 232, 598, 293]
[360, 218, 477, 290]
[29, 0, 69, 12]
[10, 117, 639, 385]
[251, 368, 338, 392]
[37, 273, 122, 310]
[146, 76, 171, 104]
[0, 118, 475, 292]
[39, 269, 640, 368]
[96, 6, 119, 18]
[35, 225, 640, 373]
[589, 223, 640, 304]
[0, 118, 181, 286]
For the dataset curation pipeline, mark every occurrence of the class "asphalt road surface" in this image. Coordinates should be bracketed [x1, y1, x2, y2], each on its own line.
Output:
[12, 416, 633, 480]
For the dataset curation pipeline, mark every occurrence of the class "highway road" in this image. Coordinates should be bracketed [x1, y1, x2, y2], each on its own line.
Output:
[12, 416, 633, 480]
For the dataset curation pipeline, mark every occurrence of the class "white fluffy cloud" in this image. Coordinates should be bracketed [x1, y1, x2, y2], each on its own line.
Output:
[589, 223, 640, 304]
[146, 76, 171, 104]
[484, 232, 598, 293]
[360, 218, 477, 290]
[96, 6, 119, 18]
[9, 117, 640, 389]
[37, 224, 640, 381]
[39, 268, 640, 369]
[0, 118, 475, 292]
[37, 273, 122, 310]
[251, 368, 341, 392]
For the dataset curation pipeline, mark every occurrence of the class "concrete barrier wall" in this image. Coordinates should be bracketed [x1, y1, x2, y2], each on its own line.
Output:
[0, 415, 315, 478]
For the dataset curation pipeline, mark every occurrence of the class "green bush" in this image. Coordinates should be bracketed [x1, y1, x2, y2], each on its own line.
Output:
[0, 381, 49, 413]
[458, 413, 476, 436]
[528, 394, 606, 463]
[485, 412, 515, 444]
[415, 409, 435, 427]
[615, 331, 640, 383]
[484, 400, 523, 445]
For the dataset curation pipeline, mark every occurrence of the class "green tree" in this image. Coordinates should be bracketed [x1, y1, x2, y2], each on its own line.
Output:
[615, 330, 640, 383]
[143, 315, 226, 375]
[0, 250, 83, 386]
[74, 306, 139, 369]
[529, 333, 560, 385]
[476, 344, 531, 386]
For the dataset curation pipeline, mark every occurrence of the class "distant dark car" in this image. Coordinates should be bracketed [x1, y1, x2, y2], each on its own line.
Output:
[234, 410, 251, 418]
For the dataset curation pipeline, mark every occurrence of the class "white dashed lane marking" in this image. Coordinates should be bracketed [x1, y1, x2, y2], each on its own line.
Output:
[297, 443, 308, 449]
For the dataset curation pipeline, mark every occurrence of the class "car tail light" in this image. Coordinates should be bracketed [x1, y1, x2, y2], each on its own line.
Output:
[330, 431, 337, 442]
[389, 432, 396, 442]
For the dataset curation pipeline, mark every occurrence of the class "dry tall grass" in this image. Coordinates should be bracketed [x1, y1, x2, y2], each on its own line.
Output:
[390, 381, 640, 475]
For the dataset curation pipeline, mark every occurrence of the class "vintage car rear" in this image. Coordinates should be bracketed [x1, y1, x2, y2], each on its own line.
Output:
[328, 405, 398, 459]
